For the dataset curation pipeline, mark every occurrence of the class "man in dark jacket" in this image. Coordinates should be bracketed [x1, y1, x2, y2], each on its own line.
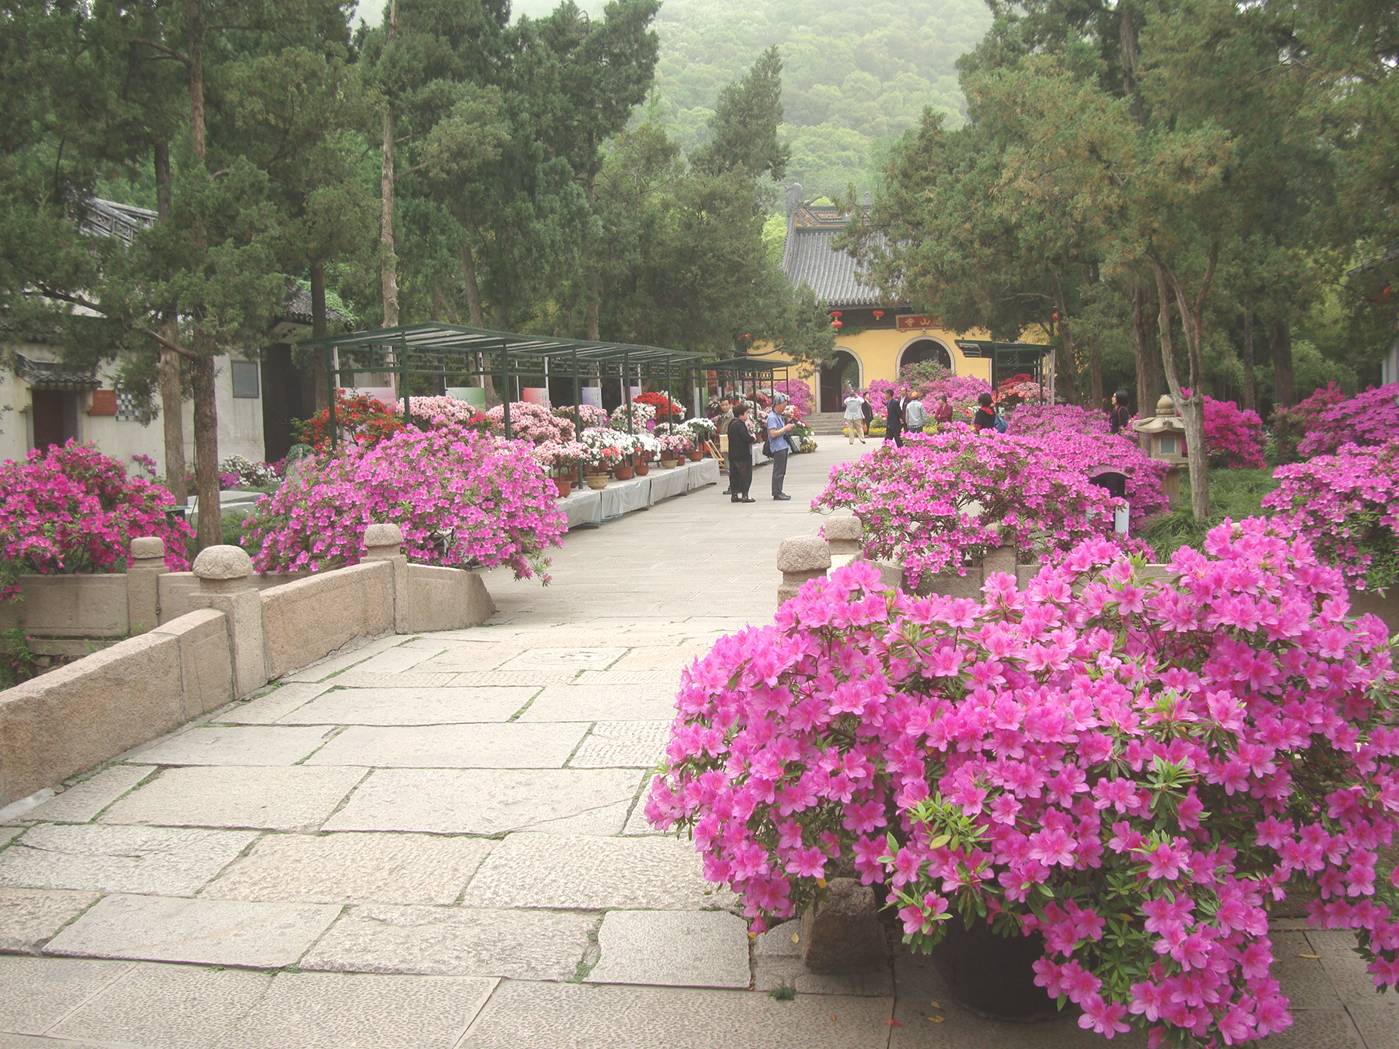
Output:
[885, 392, 904, 447]
[726, 402, 755, 503]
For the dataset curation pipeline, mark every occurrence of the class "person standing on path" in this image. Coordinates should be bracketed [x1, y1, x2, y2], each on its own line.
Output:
[841, 386, 867, 444]
[934, 396, 953, 428]
[726, 401, 755, 503]
[904, 390, 928, 435]
[885, 390, 904, 446]
[860, 389, 873, 435]
[766, 393, 795, 501]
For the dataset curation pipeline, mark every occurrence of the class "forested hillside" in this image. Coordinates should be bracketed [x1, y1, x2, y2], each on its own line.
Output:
[365, 0, 991, 195]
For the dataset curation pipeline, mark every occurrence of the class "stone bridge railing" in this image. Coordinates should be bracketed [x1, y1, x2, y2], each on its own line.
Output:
[0, 525, 494, 807]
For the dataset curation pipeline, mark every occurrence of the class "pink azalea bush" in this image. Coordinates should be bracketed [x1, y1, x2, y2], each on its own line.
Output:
[866, 379, 900, 415]
[402, 396, 487, 431]
[925, 374, 993, 413]
[1270, 383, 1346, 463]
[1297, 384, 1399, 457]
[555, 404, 609, 429]
[648, 522, 1398, 1046]
[1202, 397, 1266, 469]
[814, 427, 1155, 586]
[1263, 440, 1399, 591]
[767, 380, 815, 419]
[1007, 404, 1110, 437]
[0, 442, 192, 599]
[579, 427, 633, 472]
[658, 431, 695, 458]
[532, 439, 589, 473]
[611, 401, 657, 433]
[483, 402, 575, 445]
[242, 427, 564, 581]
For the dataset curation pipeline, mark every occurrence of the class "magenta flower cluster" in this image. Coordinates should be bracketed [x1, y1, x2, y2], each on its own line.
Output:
[402, 396, 485, 431]
[1297, 383, 1399, 457]
[242, 427, 565, 582]
[814, 426, 1160, 586]
[1263, 440, 1399, 591]
[648, 522, 1397, 1046]
[1202, 397, 1266, 469]
[555, 404, 609, 429]
[0, 442, 192, 599]
[768, 380, 815, 418]
[483, 402, 576, 445]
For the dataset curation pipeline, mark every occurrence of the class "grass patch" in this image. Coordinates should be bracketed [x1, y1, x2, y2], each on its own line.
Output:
[1142, 468, 1279, 560]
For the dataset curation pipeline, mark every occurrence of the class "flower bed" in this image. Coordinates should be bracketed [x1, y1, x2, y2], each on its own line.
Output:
[648, 523, 1398, 1045]
[403, 396, 487, 431]
[814, 426, 1152, 586]
[1297, 383, 1399, 457]
[218, 455, 282, 490]
[0, 442, 192, 599]
[1263, 440, 1399, 591]
[556, 404, 609, 429]
[295, 391, 405, 452]
[242, 428, 565, 581]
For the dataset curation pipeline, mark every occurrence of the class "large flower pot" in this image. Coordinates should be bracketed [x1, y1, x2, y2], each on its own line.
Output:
[930, 918, 1055, 1022]
[687, 450, 703, 462]
[660, 456, 679, 469]
[584, 473, 609, 491]
[614, 463, 635, 481]
[634, 457, 650, 477]
[551, 475, 573, 498]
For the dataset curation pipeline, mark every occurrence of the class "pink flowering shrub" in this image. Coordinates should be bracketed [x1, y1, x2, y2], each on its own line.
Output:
[1202, 397, 1266, 469]
[925, 374, 993, 412]
[532, 439, 589, 473]
[402, 396, 487, 431]
[579, 427, 633, 471]
[814, 427, 1154, 585]
[766, 381, 815, 419]
[1008, 403, 1109, 437]
[0, 442, 192, 599]
[1263, 440, 1399, 591]
[611, 401, 657, 433]
[556, 404, 609, 429]
[483, 402, 575, 445]
[866, 379, 900, 415]
[1298, 384, 1399, 457]
[1270, 383, 1345, 463]
[658, 431, 695, 458]
[242, 428, 564, 581]
[648, 522, 1398, 1045]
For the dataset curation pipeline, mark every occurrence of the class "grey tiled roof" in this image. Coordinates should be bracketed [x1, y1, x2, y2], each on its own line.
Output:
[780, 203, 902, 309]
[281, 285, 351, 326]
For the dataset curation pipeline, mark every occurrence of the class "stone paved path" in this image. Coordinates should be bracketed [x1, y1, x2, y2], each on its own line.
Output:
[0, 443, 1392, 1048]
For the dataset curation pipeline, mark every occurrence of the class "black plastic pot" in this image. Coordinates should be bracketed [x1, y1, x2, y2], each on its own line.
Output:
[930, 918, 1058, 1021]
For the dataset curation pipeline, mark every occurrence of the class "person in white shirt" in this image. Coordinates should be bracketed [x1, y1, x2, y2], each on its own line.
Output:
[841, 387, 867, 445]
[903, 392, 928, 433]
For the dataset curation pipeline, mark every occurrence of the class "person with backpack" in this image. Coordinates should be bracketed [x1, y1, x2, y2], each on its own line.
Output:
[973, 392, 997, 431]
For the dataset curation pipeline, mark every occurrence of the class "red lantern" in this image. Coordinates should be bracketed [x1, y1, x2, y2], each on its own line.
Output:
[832, 319, 844, 331]
[741, 332, 752, 341]
[830, 309, 843, 319]
[1051, 308, 1061, 324]
[872, 309, 885, 321]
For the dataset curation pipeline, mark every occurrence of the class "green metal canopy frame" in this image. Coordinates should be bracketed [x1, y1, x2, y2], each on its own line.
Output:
[955, 340, 1052, 396]
[297, 323, 702, 444]
[703, 355, 795, 410]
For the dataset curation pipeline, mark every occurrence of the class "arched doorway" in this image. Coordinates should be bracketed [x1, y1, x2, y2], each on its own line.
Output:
[819, 349, 861, 412]
[898, 338, 954, 375]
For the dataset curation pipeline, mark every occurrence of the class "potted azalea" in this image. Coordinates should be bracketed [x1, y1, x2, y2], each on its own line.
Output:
[632, 431, 661, 477]
[648, 521, 1398, 1046]
[579, 427, 628, 489]
[684, 416, 718, 456]
[531, 439, 588, 498]
[658, 432, 692, 467]
[612, 431, 641, 480]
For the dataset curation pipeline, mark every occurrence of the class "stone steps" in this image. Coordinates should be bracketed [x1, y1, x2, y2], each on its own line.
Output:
[806, 411, 856, 435]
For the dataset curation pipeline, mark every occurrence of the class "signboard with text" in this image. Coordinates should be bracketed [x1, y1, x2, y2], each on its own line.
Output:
[896, 315, 938, 330]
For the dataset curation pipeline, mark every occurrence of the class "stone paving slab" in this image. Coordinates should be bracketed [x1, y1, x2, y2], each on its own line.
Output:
[281, 635, 403, 682]
[306, 723, 587, 769]
[332, 671, 460, 689]
[461, 833, 731, 910]
[48, 963, 272, 1049]
[753, 955, 894, 998]
[1254, 1009, 1367, 1049]
[0, 1034, 106, 1047]
[493, 647, 626, 672]
[202, 832, 493, 906]
[0, 827, 22, 849]
[212, 682, 334, 724]
[449, 670, 584, 687]
[574, 670, 683, 687]
[302, 904, 596, 981]
[207, 972, 497, 1049]
[99, 766, 365, 831]
[587, 910, 749, 988]
[16, 767, 154, 823]
[324, 769, 641, 836]
[607, 646, 712, 671]
[621, 795, 665, 835]
[128, 726, 332, 767]
[414, 643, 530, 672]
[0, 889, 100, 952]
[568, 721, 670, 768]
[456, 980, 892, 1049]
[45, 894, 340, 968]
[0, 956, 132, 1037]
[1273, 931, 1345, 1008]
[0, 825, 257, 895]
[1348, 1003, 1399, 1049]
[276, 685, 538, 725]
[520, 684, 679, 723]
[349, 645, 446, 675]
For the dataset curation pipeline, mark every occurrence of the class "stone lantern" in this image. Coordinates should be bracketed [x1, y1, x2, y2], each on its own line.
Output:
[1133, 394, 1188, 505]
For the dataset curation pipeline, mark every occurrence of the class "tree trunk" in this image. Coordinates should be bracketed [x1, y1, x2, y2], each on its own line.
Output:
[1240, 304, 1257, 412]
[1130, 277, 1161, 421]
[461, 240, 484, 327]
[1087, 335, 1104, 410]
[1151, 259, 1209, 523]
[309, 259, 329, 411]
[153, 139, 186, 501]
[1269, 315, 1294, 407]
[185, 0, 220, 548]
[378, 0, 399, 329]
